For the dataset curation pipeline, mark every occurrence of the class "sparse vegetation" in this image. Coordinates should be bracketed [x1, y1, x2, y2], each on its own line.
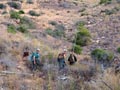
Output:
[117, 47, 120, 53]
[10, 11, 21, 19]
[0, 4, 6, 9]
[0, 0, 119, 90]
[7, 2, 21, 9]
[28, 10, 40, 16]
[7, 24, 16, 34]
[91, 48, 114, 62]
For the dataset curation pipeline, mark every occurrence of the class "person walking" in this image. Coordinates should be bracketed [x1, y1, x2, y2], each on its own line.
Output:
[57, 49, 67, 70]
[31, 48, 41, 71]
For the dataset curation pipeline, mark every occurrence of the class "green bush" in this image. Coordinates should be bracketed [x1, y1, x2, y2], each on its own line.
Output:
[26, 0, 34, 4]
[75, 24, 91, 46]
[0, 4, 6, 9]
[7, 2, 21, 9]
[18, 10, 25, 14]
[99, 0, 112, 4]
[117, 47, 120, 53]
[91, 49, 114, 62]
[20, 16, 36, 29]
[10, 11, 21, 19]
[7, 25, 16, 34]
[17, 25, 28, 33]
[73, 44, 82, 54]
[28, 10, 40, 16]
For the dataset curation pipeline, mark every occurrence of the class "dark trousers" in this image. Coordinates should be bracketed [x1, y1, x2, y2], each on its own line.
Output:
[58, 59, 66, 70]
[31, 60, 41, 71]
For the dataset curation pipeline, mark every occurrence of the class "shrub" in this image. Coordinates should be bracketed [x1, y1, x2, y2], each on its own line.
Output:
[7, 2, 21, 9]
[55, 24, 65, 31]
[72, 44, 82, 54]
[20, 16, 36, 29]
[116, 0, 120, 3]
[53, 29, 65, 38]
[48, 21, 57, 26]
[0, 4, 6, 9]
[2, 11, 8, 14]
[101, 7, 119, 15]
[46, 28, 53, 35]
[17, 25, 28, 33]
[46, 28, 65, 38]
[28, 10, 40, 16]
[10, 11, 21, 19]
[78, 8, 86, 12]
[117, 47, 120, 53]
[75, 24, 91, 46]
[91, 48, 114, 63]
[99, 0, 112, 4]
[26, 0, 34, 4]
[75, 21, 85, 26]
[7, 24, 16, 34]
[18, 10, 25, 14]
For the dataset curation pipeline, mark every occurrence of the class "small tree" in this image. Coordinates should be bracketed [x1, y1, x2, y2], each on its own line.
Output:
[75, 24, 91, 46]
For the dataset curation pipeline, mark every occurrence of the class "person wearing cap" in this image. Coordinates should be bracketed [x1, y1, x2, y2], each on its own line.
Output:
[57, 49, 67, 70]
[31, 48, 41, 71]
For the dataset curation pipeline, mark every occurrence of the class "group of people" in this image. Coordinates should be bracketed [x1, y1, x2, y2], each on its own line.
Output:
[22, 48, 77, 71]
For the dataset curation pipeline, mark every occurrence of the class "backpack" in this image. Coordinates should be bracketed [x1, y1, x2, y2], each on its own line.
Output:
[28, 52, 34, 61]
[68, 54, 77, 65]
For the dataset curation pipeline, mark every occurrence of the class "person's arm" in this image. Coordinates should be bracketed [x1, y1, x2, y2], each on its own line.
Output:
[33, 56, 36, 64]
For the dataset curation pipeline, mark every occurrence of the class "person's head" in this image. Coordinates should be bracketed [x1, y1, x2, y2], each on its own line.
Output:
[36, 48, 40, 53]
[63, 49, 67, 54]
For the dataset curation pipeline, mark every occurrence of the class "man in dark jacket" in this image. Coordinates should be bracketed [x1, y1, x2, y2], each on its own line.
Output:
[68, 51, 77, 65]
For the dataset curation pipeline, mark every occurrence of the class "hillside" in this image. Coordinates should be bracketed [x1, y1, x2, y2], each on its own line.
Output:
[0, 0, 120, 90]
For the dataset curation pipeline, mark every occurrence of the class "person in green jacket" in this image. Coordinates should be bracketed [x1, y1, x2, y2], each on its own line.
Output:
[31, 48, 41, 71]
